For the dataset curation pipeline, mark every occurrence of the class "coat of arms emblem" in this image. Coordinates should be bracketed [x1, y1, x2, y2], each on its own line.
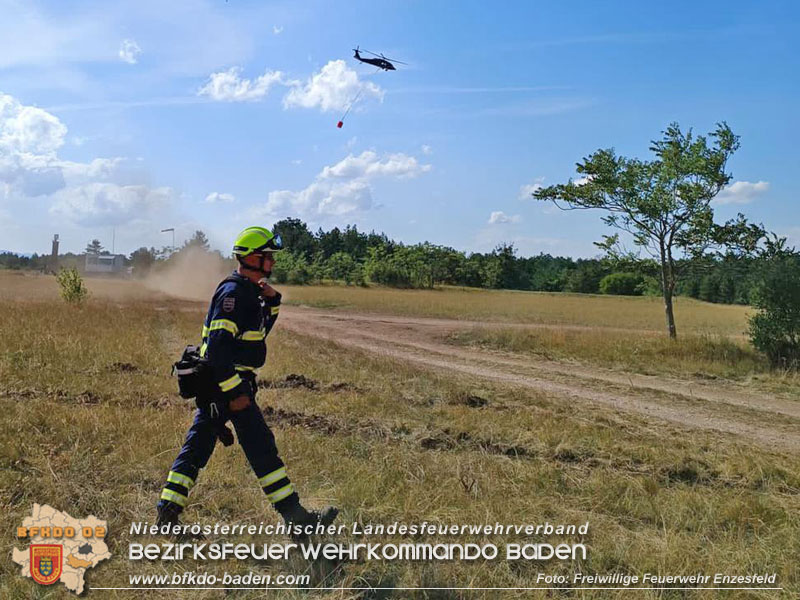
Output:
[30, 544, 62, 585]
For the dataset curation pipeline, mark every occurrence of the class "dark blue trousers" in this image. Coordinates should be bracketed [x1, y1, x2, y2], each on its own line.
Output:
[159, 380, 297, 513]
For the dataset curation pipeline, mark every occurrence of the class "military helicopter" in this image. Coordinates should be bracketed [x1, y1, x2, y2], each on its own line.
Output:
[352, 46, 406, 71]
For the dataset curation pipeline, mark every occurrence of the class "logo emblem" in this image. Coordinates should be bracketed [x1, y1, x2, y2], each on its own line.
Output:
[222, 297, 235, 312]
[30, 545, 62, 585]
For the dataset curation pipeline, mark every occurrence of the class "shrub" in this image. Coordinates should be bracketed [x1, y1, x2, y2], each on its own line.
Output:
[56, 267, 88, 305]
[749, 254, 800, 368]
[599, 272, 644, 296]
[272, 252, 317, 285]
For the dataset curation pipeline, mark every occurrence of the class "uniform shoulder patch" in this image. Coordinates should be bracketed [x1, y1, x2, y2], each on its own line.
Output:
[222, 296, 236, 312]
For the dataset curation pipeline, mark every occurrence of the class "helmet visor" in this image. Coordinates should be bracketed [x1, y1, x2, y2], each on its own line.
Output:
[263, 234, 283, 251]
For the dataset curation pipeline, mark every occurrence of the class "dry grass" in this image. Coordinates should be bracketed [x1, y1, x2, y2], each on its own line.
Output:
[446, 327, 800, 394]
[281, 284, 753, 337]
[1, 273, 797, 598]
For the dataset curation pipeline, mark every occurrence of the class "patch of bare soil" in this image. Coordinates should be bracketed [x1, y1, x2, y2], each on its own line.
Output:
[280, 307, 800, 453]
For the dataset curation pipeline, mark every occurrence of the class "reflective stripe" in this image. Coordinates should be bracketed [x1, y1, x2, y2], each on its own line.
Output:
[167, 471, 195, 489]
[270, 306, 280, 316]
[235, 364, 257, 372]
[218, 373, 242, 392]
[199, 342, 207, 358]
[241, 329, 266, 341]
[160, 489, 188, 507]
[266, 483, 294, 504]
[258, 467, 287, 488]
[208, 319, 239, 336]
[202, 326, 209, 337]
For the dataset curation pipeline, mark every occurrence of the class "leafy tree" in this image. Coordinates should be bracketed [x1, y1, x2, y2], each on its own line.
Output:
[183, 230, 210, 252]
[699, 275, 720, 303]
[129, 247, 157, 277]
[325, 251, 359, 284]
[364, 246, 414, 287]
[749, 242, 800, 368]
[493, 243, 525, 289]
[535, 122, 756, 338]
[85, 239, 104, 255]
[599, 272, 644, 296]
[565, 260, 608, 294]
[271, 251, 316, 284]
[273, 218, 315, 258]
[317, 227, 343, 259]
[341, 225, 368, 259]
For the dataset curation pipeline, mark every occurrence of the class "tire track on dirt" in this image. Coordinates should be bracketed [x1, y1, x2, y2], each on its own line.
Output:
[281, 307, 800, 453]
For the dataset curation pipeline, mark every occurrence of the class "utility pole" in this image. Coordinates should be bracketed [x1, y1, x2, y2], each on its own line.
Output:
[160, 228, 175, 256]
[50, 234, 59, 272]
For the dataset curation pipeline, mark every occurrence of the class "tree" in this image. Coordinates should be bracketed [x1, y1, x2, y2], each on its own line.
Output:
[56, 267, 88, 305]
[129, 247, 157, 276]
[273, 218, 315, 258]
[535, 122, 745, 338]
[183, 230, 210, 252]
[317, 226, 343, 259]
[325, 252, 359, 284]
[565, 260, 608, 294]
[85, 239, 104, 255]
[599, 272, 645, 295]
[749, 242, 800, 369]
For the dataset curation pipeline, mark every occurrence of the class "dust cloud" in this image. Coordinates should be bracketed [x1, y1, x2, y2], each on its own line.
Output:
[144, 247, 234, 302]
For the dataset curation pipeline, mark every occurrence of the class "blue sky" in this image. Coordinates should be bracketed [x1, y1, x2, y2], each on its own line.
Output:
[1, 0, 798, 257]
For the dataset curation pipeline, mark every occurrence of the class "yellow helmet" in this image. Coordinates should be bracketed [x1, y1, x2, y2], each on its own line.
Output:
[232, 226, 283, 256]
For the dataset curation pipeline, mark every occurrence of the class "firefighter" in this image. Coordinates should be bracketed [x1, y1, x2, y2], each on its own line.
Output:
[157, 226, 338, 531]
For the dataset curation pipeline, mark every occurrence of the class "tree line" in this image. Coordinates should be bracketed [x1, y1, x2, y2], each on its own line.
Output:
[0, 222, 781, 306]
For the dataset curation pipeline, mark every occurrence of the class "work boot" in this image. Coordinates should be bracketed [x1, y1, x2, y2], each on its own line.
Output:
[156, 501, 182, 529]
[155, 502, 205, 540]
[281, 503, 339, 541]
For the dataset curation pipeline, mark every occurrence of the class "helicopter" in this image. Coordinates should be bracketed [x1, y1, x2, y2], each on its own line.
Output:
[352, 46, 406, 71]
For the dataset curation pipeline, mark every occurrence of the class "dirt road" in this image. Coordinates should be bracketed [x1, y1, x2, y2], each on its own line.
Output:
[281, 306, 800, 454]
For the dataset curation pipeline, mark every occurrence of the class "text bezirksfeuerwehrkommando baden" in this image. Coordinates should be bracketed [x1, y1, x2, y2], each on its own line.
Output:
[128, 520, 590, 562]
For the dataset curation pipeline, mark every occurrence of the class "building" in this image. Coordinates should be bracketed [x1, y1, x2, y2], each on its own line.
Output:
[85, 254, 127, 274]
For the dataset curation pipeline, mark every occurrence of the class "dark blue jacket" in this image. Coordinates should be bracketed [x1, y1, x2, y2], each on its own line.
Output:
[199, 272, 281, 400]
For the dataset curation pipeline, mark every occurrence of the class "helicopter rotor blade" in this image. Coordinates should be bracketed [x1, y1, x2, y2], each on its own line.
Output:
[376, 53, 407, 65]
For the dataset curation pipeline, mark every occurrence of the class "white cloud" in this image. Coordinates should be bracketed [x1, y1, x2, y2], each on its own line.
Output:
[50, 183, 173, 226]
[0, 93, 170, 231]
[519, 177, 545, 199]
[118, 39, 141, 64]
[0, 94, 67, 155]
[320, 151, 430, 180]
[488, 211, 521, 224]
[198, 67, 289, 101]
[421, 144, 433, 155]
[0, 93, 123, 198]
[0, 94, 69, 197]
[57, 157, 124, 181]
[714, 180, 769, 205]
[272, 25, 283, 35]
[283, 60, 384, 112]
[205, 191, 235, 204]
[254, 150, 430, 221]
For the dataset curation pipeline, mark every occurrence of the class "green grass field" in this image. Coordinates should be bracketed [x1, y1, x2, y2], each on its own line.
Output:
[1, 272, 797, 598]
